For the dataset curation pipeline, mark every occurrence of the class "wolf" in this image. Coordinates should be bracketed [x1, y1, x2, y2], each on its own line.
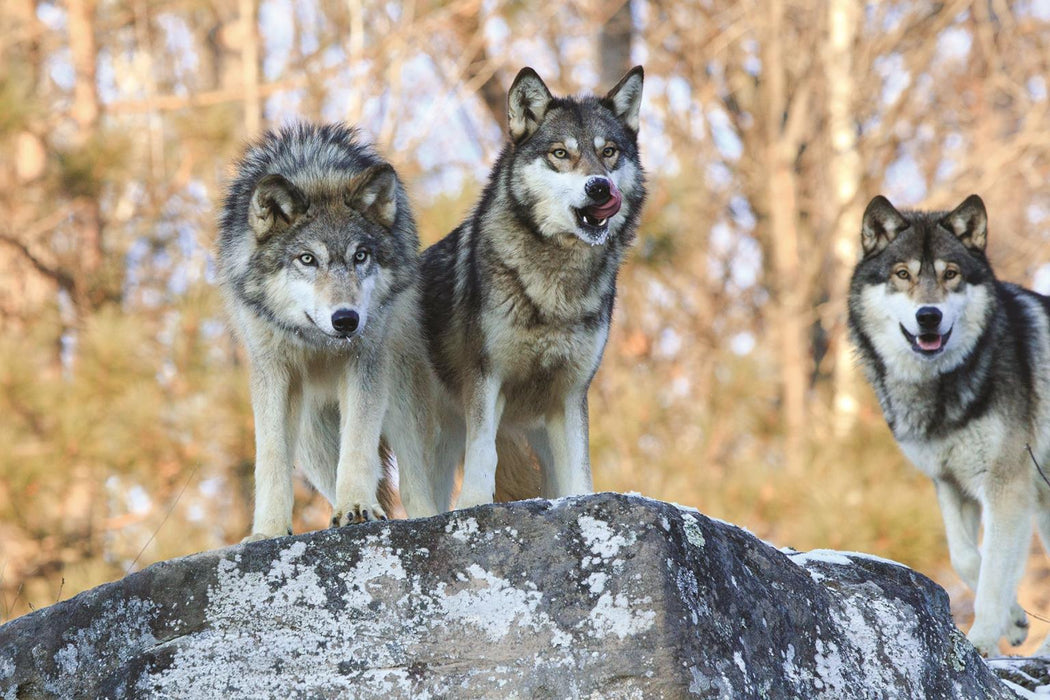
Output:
[217, 123, 437, 539]
[848, 193, 1050, 656]
[418, 66, 647, 512]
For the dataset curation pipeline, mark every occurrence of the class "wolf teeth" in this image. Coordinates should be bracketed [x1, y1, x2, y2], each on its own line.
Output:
[580, 213, 608, 227]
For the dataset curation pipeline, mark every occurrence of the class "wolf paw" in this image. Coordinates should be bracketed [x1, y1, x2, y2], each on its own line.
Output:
[240, 529, 292, 544]
[967, 626, 1002, 657]
[331, 503, 388, 527]
[1007, 604, 1030, 646]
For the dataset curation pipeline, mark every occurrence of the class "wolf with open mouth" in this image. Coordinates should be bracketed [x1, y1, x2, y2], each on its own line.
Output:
[848, 193, 1050, 657]
[418, 66, 647, 513]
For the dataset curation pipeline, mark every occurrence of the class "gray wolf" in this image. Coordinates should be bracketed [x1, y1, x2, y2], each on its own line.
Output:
[418, 66, 647, 511]
[217, 123, 437, 539]
[848, 193, 1050, 655]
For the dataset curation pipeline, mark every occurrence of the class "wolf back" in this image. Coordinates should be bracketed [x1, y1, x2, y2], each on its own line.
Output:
[217, 123, 431, 537]
[848, 194, 1050, 656]
[419, 67, 647, 510]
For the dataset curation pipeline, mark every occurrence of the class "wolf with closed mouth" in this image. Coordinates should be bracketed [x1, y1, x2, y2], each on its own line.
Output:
[848, 194, 1050, 655]
[418, 66, 647, 512]
[218, 123, 437, 539]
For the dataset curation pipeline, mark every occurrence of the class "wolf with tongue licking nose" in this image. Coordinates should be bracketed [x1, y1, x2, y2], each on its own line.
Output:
[418, 66, 647, 513]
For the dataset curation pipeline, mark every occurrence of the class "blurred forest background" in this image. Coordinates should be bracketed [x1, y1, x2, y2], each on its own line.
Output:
[3, 0, 1050, 653]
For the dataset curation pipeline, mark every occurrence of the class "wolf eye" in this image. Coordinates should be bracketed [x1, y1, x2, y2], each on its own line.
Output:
[353, 248, 370, 264]
[298, 253, 316, 266]
[601, 145, 618, 158]
[894, 269, 910, 280]
[944, 268, 959, 280]
[551, 148, 568, 159]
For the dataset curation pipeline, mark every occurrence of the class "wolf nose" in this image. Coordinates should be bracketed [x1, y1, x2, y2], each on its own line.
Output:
[916, 306, 942, 330]
[331, 309, 360, 335]
[585, 177, 612, 204]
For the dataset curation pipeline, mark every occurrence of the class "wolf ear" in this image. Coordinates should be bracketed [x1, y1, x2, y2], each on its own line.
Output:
[508, 67, 554, 143]
[940, 194, 987, 252]
[346, 163, 398, 229]
[860, 195, 907, 257]
[605, 66, 644, 133]
[249, 174, 309, 241]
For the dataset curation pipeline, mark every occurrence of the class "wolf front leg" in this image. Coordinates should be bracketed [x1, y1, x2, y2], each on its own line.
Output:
[388, 392, 442, 518]
[332, 363, 390, 525]
[543, 391, 593, 498]
[244, 363, 301, 541]
[455, 376, 504, 509]
[935, 478, 982, 589]
[967, 477, 1034, 656]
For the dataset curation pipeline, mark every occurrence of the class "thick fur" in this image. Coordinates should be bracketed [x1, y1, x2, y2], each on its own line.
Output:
[419, 67, 647, 511]
[848, 194, 1050, 656]
[217, 123, 437, 539]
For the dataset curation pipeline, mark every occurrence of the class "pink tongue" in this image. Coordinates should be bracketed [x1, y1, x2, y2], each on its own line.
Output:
[585, 185, 622, 220]
[917, 335, 943, 351]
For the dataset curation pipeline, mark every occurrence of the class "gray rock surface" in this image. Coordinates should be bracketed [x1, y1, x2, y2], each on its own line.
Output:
[0, 492, 1034, 698]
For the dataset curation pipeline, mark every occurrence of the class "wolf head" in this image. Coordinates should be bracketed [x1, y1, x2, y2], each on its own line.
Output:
[503, 66, 646, 247]
[218, 124, 418, 349]
[849, 194, 995, 377]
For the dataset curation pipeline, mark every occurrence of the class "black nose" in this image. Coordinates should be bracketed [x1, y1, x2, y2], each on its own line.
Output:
[332, 308, 360, 335]
[585, 177, 611, 204]
[916, 306, 942, 330]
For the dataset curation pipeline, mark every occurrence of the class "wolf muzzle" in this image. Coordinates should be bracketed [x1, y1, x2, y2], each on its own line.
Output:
[332, 308, 360, 336]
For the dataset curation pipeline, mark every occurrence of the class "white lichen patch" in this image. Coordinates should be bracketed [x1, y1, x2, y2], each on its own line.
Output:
[46, 597, 158, 695]
[578, 515, 636, 560]
[343, 545, 408, 608]
[813, 638, 848, 695]
[585, 592, 656, 640]
[586, 572, 608, 595]
[143, 542, 421, 698]
[682, 516, 706, 548]
[435, 564, 546, 642]
[444, 517, 480, 542]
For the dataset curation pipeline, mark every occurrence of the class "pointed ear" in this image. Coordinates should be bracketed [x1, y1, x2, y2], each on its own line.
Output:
[346, 163, 399, 229]
[940, 194, 987, 252]
[861, 195, 907, 257]
[249, 174, 308, 241]
[507, 67, 554, 143]
[605, 66, 644, 133]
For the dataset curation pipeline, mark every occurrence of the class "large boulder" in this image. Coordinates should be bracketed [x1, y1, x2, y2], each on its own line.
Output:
[0, 493, 1034, 698]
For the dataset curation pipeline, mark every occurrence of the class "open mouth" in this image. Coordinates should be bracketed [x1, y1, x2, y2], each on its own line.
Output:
[900, 324, 952, 356]
[572, 190, 623, 241]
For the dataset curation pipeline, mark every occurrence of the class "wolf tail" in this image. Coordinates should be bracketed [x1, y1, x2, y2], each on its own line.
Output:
[494, 430, 544, 502]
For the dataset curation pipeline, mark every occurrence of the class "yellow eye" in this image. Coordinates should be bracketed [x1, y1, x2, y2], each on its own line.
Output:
[298, 253, 316, 266]
[894, 268, 910, 280]
[944, 268, 959, 280]
[602, 145, 617, 158]
[551, 148, 568, 159]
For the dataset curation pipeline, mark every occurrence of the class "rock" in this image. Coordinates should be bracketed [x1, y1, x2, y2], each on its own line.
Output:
[0, 492, 1030, 698]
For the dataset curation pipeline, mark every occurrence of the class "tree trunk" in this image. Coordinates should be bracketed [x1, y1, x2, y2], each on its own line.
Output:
[761, 0, 807, 473]
[67, 0, 102, 307]
[826, 0, 863, 438]
[240, 0, 260, 136]
[599, 0, 634, 88]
